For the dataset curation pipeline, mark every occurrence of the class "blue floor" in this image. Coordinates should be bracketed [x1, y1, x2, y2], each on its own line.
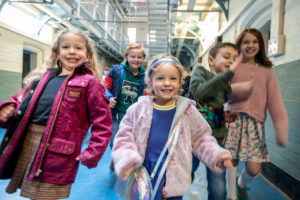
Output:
[0, 128, 288, 200]
[185, 162, 288, 200]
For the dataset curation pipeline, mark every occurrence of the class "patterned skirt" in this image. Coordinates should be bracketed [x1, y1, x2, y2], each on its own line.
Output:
[6, 123, 71, 200]
[224, 112, 269, 162]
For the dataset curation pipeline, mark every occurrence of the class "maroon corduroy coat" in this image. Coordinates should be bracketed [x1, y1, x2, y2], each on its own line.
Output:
[0, 63, 112, 184]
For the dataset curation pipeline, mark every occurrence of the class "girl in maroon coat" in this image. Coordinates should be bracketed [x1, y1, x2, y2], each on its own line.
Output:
[0, 30, 112, 199]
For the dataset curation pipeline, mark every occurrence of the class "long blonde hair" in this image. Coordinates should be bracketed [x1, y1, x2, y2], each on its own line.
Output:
[23, 29, 100, 89]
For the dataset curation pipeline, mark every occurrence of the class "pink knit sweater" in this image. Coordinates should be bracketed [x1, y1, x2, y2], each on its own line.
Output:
[226, 63, 289, 145]
[112, 96, 231, 197]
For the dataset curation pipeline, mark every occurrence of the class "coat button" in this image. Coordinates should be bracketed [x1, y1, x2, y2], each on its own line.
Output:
[17, 110, 22, 115]
[30, 89, 34, 94]
[81, 82, 85, 86]
[68, 148, 72, 153]
[46, 143, 50, 147]
[68, 81, 72, 84]
[4, 137, 8, 142]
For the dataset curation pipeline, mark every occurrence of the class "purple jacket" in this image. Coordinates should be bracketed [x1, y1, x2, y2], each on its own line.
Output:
[0, 63, 112, 184]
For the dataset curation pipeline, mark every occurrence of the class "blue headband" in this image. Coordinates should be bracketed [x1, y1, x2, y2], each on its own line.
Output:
[148, 58, 179, 77]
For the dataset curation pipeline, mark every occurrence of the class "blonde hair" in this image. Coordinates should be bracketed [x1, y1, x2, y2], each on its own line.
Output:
[23, 29, 100, 89]
[124, 43, 146, 58]
[146, 53, 184, 95]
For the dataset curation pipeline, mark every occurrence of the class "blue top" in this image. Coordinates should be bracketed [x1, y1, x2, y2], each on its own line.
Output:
[144, 102, 178, 200]
[145, 102, 176, 162]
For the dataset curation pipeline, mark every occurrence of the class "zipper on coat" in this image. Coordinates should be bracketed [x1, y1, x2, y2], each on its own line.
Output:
[33, 73, 72, 177]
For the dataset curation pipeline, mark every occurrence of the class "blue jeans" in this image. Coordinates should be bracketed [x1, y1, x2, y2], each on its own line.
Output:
[109, 112, 125, 149]
[192, 155, 226, 200]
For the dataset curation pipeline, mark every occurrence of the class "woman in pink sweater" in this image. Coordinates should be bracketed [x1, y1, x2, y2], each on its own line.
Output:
[112, 53, 233, 199]
[224, 28, 289, 200]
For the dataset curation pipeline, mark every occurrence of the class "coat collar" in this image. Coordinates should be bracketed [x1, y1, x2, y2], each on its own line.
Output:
[138, 95, 195, 126]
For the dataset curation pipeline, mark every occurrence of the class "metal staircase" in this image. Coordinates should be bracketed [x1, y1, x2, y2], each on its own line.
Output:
[147, 0, 170, 58]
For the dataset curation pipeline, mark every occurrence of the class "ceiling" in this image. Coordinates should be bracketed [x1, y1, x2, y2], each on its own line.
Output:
[0, 0, 229, 66]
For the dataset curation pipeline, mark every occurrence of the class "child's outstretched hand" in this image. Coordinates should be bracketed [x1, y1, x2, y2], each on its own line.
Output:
[109, 97, 117, 108]
[276, 134, 288, 147]
[216, 153, 233, 169]
[229, 53, 243, 73]
[121, 165, 136, 180]
[76, 154, 92, 168]
[0, 104, 16, 122]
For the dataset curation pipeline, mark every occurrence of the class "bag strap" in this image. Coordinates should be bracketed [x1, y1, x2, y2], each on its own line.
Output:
[150, 117, 182, 200]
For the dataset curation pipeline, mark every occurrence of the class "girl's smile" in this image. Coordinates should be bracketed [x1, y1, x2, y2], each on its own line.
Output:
[148, 62, 181, 106]
[58, 32, 89, 75]
[240, 33, 259, 62]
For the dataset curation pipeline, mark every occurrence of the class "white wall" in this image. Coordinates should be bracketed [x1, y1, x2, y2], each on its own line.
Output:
[270, 0, 300, 65]
[198, 0, 300, 68]
[0, 23, 51, 73]
[123, 23, 148, 43]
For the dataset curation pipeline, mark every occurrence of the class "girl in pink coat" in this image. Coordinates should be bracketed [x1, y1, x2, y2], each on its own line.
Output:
[112, 53, 233, 199]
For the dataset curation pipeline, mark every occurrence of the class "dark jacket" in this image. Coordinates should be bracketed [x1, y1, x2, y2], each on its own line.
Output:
[103, 60, 147, 100]
[182, 75, 191, 97]
[0, 63, 112, 184]
[189, 65, 233, 144]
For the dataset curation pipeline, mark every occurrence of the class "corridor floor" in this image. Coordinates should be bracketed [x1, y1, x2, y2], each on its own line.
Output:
[0, 128, 288, 200]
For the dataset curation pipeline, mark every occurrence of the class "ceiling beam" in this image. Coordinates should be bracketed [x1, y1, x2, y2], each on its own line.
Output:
[171, 9, 221, 12]
[73, 18, 147, 23]
[215, 0, 228, 20]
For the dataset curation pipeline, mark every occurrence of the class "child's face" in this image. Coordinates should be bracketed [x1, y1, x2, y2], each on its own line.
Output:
[209, 46, 238, 74]
[148, 63, 181, 106]
[126, 49, 144, 72]
[58, 32, 89, 74]
[240, 33, 260, 61]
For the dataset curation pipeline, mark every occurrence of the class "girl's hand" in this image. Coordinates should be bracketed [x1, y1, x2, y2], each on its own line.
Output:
[109, 97, 117, 108]
[162, 189, 168, 198]
[223, 159, 233, 168]
[246, 78, 254, 92]
[229, 54, 243, 73]
[276, 134, 288, 147]
[121, 165, 136, 180]
[76, 155, 89, 167]
[216, 153, 233, 169]
[224, 111, 239, 122]
[0, 104, 16, 122]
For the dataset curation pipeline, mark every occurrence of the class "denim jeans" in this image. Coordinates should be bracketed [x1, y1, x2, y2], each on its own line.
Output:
[109, 112, 125, 149]
[192, 155, 226, 200]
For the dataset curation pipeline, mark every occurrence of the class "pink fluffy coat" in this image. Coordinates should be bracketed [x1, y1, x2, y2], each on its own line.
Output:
[112, 96, 231, 197]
